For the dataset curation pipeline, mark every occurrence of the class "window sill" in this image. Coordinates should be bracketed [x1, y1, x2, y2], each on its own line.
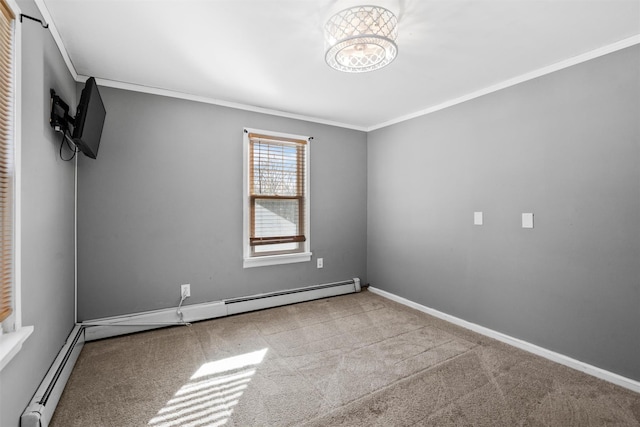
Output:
[244, 252, 312, 268]
[0, 326, 34, 372]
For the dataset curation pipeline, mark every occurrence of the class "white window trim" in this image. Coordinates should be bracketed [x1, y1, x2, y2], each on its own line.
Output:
[0, 326, 33, 371]
[0, 0, 33, 372]
[242, 128, 311, 268]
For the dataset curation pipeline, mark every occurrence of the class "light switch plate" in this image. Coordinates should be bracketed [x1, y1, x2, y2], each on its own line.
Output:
[474, 212, 483, 225]
[522, 213, 534, 229]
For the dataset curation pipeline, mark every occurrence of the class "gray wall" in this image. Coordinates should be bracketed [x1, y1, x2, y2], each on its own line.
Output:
[367, 45, 640, 381]
[77, 88, 367, 320]
[0, 1, 77, 425]
[2, 8, 636, 425]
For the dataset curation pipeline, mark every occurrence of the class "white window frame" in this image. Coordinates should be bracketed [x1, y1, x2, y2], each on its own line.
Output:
[0, 0, 32, 372]
[243, 128, 311, 268]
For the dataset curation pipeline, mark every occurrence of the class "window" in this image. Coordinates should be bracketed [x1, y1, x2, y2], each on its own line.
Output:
[0, 0, 30, 372]
[0, 0, 15, 325]
[243, 129, 311, 268]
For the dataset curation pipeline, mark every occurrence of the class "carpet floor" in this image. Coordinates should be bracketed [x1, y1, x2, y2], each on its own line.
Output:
[51, 290, 640, 426]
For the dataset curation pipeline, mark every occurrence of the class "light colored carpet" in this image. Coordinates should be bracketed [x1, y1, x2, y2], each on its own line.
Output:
[51, 290, 640, 426]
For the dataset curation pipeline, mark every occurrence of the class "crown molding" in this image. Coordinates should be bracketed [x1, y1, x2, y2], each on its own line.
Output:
[34, 1, 366, 131]
[368, 34, 640, 131]
[34, 0, 78, 80]
[33, 0, 639, 133]
[78, 75, 368, 132]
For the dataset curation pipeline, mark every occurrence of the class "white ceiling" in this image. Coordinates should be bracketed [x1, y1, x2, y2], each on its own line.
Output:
[38, 0, 640, 131]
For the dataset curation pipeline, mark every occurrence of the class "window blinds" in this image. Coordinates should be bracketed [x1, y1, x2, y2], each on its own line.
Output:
[0, 0, 13, 323]
[248, 133, 306, 251]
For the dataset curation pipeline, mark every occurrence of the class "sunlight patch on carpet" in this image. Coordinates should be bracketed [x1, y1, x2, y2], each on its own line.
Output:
[148, 348, 268, 427]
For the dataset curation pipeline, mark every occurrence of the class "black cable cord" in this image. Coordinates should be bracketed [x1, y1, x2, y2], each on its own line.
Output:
[59, 130, 77, 161]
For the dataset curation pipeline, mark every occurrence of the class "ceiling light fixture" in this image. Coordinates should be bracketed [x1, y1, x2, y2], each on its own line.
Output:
[324, 5, 398, 73]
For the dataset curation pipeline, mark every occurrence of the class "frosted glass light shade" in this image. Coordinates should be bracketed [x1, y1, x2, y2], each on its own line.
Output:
[325, 5, 398, 73]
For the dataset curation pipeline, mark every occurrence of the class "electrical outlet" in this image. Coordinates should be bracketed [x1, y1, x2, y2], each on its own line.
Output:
[181, 284, 191, 298]
[317, 258, 323, 268]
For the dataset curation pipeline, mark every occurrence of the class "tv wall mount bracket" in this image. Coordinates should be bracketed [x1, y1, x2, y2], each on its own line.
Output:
[49, 89, 75, 134]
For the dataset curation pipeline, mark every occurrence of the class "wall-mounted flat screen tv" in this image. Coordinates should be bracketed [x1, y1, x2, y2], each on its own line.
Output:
[72, 77, 106, 159]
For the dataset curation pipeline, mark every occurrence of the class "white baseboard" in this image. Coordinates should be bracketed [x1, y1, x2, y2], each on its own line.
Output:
[368, 286, 640, 394]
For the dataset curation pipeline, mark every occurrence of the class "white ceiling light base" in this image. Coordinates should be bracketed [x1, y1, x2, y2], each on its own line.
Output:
[325, 5, 398, 73]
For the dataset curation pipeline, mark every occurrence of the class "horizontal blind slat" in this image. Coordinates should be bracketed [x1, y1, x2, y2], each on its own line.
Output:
[0, 0, 13, 20]
[248, 132, 307, 254]
[0, 0, 13, 323]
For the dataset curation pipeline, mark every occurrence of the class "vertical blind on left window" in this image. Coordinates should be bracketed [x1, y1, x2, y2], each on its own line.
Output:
[0, 0, 14, 323]
[248, 133, 306, 254]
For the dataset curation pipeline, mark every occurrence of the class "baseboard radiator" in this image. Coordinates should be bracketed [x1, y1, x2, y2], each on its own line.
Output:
[20, 279, 360, 426]
[21, 324, 85, 427]
[225, 278, 361, 315]
[83, 277, 361, 341]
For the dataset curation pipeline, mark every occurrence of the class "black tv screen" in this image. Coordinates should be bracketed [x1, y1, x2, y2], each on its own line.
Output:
[72, 77, 106, 159]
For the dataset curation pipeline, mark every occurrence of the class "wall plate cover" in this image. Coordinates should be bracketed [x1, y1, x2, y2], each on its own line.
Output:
[522, 213, 534, 229]
[474, 212, 483, 225]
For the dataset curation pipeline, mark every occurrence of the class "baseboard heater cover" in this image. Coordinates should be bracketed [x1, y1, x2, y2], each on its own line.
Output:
[20, 279, 360, 425]
[83, 278, 361, 341]
[225, 279, 361, 315]
[21, 324, 85, 427]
